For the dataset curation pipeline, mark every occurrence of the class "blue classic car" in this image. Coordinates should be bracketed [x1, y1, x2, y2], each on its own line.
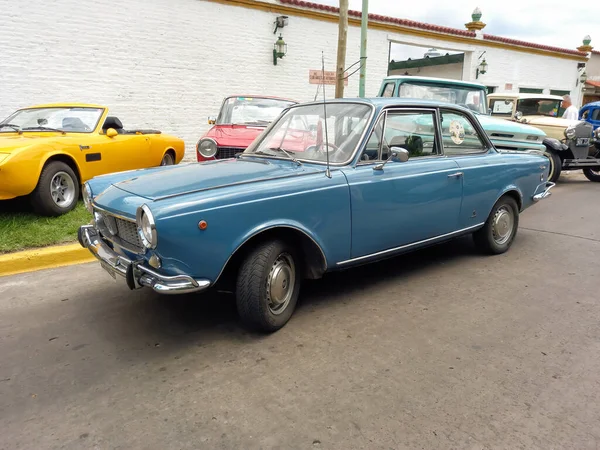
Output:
[79, 98, 553, 332]
[580, 101, 600, 131]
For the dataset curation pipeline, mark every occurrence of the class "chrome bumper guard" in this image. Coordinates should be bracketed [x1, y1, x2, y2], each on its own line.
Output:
[78, 225, 210, 295]
[533, 182, 555, 202]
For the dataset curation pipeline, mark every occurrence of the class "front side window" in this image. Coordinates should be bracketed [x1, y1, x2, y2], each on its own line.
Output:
[217, 97, 296, 125]
[0, 107, 103, 133]
[398, 82, 487, 114]
[359, 110, 438, 161]
[440, 110, 487, 155]
[244, 103, 372, 164]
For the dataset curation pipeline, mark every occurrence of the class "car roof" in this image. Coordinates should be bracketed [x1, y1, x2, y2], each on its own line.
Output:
[224, 95, 298, 103]
[582, 101, 600, 108]
[381, 75, 486, 90]
[22, 103, 107, 109]
[488, 93, 564, 101]
[297, 97, 475, 112]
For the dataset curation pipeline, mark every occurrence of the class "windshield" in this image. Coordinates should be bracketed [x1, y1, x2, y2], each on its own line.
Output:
[244, 103, 373, 164]
[490, 98, 563, 117]
[217, 97, 296, 125]
[0, 107, 104, 133]
[398, 82, 487, 114]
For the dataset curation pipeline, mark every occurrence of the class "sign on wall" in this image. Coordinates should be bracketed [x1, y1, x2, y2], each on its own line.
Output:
[309, 70, 348, 86]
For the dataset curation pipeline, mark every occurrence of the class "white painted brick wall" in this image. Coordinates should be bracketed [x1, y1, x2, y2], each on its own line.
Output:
[0, 0, 583, 162]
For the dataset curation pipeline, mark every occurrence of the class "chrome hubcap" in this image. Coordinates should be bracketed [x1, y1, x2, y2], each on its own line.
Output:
[50, 171, 75, 207]
[492, 206, 514, 245]
[161, 154, 173, 166]
[266, 253, 295, 315]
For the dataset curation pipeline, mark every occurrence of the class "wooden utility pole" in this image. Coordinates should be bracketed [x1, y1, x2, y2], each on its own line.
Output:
[335, 0, 349, 98]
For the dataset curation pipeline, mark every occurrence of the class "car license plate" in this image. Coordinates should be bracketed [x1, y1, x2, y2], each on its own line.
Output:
[100, 261, 117, 280]
[576, 138, 590, 147]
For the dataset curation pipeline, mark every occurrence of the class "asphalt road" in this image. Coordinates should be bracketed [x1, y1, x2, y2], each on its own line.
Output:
[1, 174, 599, 450]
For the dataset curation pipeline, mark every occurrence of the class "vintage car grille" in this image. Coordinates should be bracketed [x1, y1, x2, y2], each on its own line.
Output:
[115, 217, 143, 249]
[95, 209, 144, 253]
[216, 147, 245, 159]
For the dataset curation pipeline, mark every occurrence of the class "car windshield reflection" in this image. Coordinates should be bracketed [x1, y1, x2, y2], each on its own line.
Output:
[244, 103, 373, 164]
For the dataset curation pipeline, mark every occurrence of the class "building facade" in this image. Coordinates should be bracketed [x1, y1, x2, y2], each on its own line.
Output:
[0, 0, 590, 160]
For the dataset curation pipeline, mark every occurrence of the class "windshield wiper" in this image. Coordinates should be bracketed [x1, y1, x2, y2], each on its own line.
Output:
[22, 126, 66, 134]
[0, 123, 21, 132]
[268, 147, 302, 166]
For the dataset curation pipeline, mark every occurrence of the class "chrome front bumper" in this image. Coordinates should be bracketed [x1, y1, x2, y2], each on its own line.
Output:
[78, 225, 211, 295]
[533, 182, 555, 202]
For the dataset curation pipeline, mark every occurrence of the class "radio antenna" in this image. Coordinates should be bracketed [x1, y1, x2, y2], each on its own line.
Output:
[321, 51, 331, 178]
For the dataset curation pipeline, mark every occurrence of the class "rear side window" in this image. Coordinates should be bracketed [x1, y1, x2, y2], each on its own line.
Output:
[381, 82, 396, 97]
[440, 110, 487, 155]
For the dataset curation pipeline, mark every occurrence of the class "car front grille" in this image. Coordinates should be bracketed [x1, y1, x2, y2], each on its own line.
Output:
[115, 217, 143, 249]
[216, 147, 245, 159]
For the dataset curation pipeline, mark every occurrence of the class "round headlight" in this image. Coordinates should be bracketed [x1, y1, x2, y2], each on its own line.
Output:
[595, 128, 600, 139]
[83, 183, 93, 213]
[565, 126, 576, 139]
[197, 138, 218, 158]
[136, 204, 157, 249]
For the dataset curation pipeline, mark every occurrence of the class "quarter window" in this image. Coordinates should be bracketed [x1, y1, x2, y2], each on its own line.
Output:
[381, 82, 396, 97]
[440, 110, 487, 155]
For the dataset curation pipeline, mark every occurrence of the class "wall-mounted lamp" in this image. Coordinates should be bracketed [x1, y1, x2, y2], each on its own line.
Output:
[273, 15, 289, 34]
[273, 34, 287, 65]
[476, 51, 488, 79]
[577, 70, 588, 86]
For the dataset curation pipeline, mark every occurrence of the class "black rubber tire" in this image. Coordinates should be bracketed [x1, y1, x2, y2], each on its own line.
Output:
[235, 240, 301, 333]
[473, 196, 519, 255]
[160, 152, 175, 166]
[30, 161, 79, 216]
[545, 150, 562, 183]
[583, 168, 600, 182]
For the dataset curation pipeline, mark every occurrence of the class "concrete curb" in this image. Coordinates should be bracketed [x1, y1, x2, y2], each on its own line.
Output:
[0, 243, 95, 277]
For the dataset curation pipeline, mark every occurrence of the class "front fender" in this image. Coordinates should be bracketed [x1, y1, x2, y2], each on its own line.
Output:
[0, 144, 57, 198]
[543, 137, 568, 152]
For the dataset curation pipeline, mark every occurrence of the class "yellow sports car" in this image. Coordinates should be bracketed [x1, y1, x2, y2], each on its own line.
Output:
[0, 103, 185, 216]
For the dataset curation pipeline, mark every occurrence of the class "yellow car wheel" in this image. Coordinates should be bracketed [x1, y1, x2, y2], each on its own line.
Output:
[30, 161, 80, 217]
[160, 152, 174, 166]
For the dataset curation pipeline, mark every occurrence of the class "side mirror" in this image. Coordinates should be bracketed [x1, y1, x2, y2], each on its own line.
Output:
[514, 111, 523, 121]
[208, 116, 216, 125]
[373, 147, 409, 170]
[106, 128, 118, 138]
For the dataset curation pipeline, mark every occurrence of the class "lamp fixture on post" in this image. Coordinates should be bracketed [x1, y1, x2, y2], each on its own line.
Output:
[577, 69, 588, 86]
[273, 34, 287, 65]
[476, 51, 488, 79]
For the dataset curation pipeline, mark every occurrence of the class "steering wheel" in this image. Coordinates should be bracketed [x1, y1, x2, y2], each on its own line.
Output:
[306, 142, 343, 160]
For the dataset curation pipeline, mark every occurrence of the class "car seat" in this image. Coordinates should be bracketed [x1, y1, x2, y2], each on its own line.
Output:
[102, 116, 125, 134]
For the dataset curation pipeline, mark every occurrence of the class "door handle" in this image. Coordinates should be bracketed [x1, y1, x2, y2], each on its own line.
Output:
[447, 172, 463, 179]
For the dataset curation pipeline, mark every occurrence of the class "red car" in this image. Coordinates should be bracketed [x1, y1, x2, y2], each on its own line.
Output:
[196, 95, 297, 162]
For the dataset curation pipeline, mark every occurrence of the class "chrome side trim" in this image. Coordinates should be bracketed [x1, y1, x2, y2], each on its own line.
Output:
[78, 225, 210, 295]
[533, 182, 555, 202]
[336, 223, 485, 266]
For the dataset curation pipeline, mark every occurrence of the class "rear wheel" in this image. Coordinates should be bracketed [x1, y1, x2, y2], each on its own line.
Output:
[583, 168, 600, 182]
[160, 152, 175, 166]
[30, 161, 79, 216]
[235, 240, 301, 332]
[473, 196, 519, 255]
[544, 150, 562, 183]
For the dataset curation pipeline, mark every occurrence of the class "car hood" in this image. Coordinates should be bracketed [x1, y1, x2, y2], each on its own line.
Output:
[0, 134, 59, 152]
[204, 124, 268, 148]
[476, 114, 546, 136]
[110, 158, 322, 201]
[521, 116, 579, 128]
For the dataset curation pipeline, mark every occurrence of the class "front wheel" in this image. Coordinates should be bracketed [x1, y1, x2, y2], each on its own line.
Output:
[235, 240, 301, 332]
[544, 150, 562, 183]
[473, 196, 519, 255]
[30, 161, 80, 216]
[583, 168, 600, 182]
